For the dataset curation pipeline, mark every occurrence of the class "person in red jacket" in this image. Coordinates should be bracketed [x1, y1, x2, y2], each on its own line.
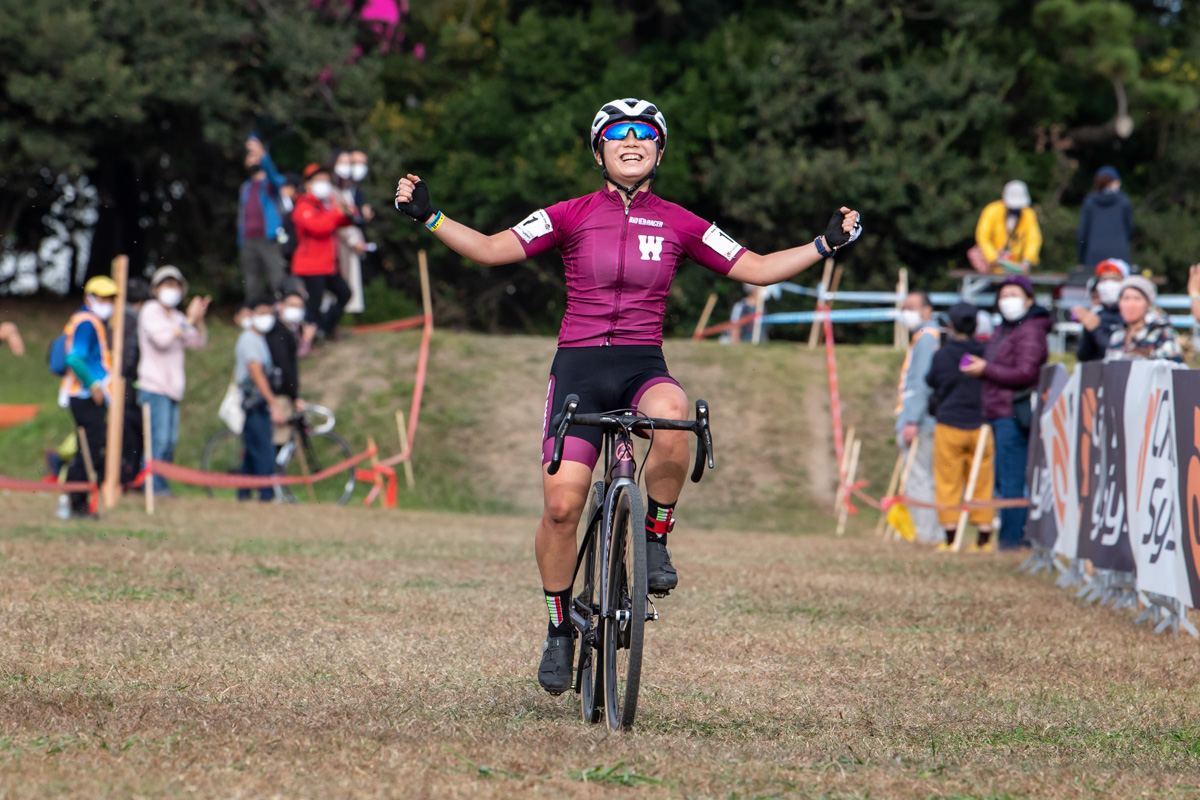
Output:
[290, 163, 354, 339]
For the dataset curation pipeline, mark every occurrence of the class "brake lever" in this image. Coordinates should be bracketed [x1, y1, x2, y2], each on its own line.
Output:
[690, 399, 713, 483]
[547, 394, 580, 476]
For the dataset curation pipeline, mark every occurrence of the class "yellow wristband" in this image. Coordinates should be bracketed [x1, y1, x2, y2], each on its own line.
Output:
[426, 210, 445, 233]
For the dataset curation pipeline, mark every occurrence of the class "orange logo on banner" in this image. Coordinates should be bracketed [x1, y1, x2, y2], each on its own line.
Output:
[1080, 387, 1097, 498]
[1187, 408, 1200, 580]
[1050, 397, 1070, 523]
[1136, 389, 1162, 512]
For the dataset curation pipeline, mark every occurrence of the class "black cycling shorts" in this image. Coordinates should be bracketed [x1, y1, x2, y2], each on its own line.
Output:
[541, 345, 681, 469]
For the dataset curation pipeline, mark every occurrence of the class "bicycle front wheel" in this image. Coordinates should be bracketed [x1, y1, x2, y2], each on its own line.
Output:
[200, 429, 243, 500]
[278, 431, 357, 505]
[604, 483, 646, 731]
[576, 481, 605, 725]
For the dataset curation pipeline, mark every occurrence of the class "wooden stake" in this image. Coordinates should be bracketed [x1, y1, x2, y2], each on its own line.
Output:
[751, 287, 766, 344]
[418, 249, 433, 321]
[876, 450, 905, 536]
[102, 255, 128, 508]
[142, 403, 154, 515]
[77, 426, 97, 487]
[953, 425, 992, 552]
[293, 428, 318, 503]
[395, 409, 415, 488]
[834, 426, 855, 531]
[894, 268, 909, 350]
[808, 259, 834, 349]
[693, 293, 718, 340]
[887, 440, 921, 541]
[836, 438, 862, 537]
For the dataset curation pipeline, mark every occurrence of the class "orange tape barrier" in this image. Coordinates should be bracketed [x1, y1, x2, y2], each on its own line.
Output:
[378, 314, 431, 469]
[0, 475, 100, 514]
[357, 463, 398, 509]
[0, 405, 39, 430]
[350, 313, 428, 335]
[146, 444, 376, 490]
[847, 484, 1030, 516]
[692, 313, 761, 340]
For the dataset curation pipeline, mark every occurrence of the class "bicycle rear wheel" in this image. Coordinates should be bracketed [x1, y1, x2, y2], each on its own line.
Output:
[604, 483, 646, 730]
[576, 481, 605, 724]
[278, 431, 357, 505]
[200, 429, 243, 500]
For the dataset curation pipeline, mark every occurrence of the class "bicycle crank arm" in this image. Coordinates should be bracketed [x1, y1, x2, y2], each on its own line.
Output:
[646, 597, 659, 622]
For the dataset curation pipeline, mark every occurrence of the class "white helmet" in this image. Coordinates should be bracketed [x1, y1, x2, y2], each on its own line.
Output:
[590, 98, 667, 155]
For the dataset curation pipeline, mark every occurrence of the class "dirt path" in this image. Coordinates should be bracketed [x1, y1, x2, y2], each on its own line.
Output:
[1, 495, 1197, 798]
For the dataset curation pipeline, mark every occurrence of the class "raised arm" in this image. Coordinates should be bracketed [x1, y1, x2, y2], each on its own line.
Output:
[395, 174, 526, 267]
[726, 208, 861, 286]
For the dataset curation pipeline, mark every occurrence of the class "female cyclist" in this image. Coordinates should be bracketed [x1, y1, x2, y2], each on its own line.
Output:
[395, 98, 862, 695]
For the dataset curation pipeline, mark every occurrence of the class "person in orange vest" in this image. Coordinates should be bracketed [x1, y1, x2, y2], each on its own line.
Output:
[895, 290, 942, 543]
[59, 276, 118, 518]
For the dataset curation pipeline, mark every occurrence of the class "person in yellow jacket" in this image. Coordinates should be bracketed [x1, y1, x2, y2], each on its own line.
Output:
[969, 180, 1042, 274]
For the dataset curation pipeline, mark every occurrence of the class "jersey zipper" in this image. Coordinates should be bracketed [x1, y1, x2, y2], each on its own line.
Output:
[606, 202, 632, 346]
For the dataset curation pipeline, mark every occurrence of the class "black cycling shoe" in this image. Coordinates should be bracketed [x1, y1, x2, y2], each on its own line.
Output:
[646, 540, 678, 594]
[538, 635, 575, 695]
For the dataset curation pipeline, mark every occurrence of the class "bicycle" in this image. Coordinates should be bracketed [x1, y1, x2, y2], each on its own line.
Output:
[199, 402, 357, 505]
[546, 393, 714, 731]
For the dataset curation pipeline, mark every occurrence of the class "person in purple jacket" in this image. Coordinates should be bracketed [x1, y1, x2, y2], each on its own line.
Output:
[960, 275, 1052, 549]
[394, 98, 863, 693]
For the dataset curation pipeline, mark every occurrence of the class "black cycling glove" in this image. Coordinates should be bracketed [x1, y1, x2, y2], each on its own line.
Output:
[823, 210, 863, 249]
[395, 179, 438, 224]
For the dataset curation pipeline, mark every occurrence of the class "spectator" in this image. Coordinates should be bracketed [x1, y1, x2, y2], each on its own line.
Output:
[235, 296, 287, 501]
[1188, 262, 1200, 328]
[291, 163, 353, 340]
[334, 150, 370, 316]
[1106, 275, 1182, 363]
[721, 283, 780, 343]
[969, 180, 1042, 274]
[137, 266, 210, 496]
[1071, 258, 1129, 363]
[0, 321, 24, 355]
[59, 276, 119, 518]
[266, 289, 308, 446]
[119, 277, 151, 486]
[926, 303, 994, 552]
[278, 172, 301, 266]
[895, 290, 942, 544]
[961, 275, 1052, 549]
[238, 136, 288, 299]
[1077, 166, 1133, 270]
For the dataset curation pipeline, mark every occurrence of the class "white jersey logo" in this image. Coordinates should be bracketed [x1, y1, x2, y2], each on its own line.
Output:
[638, 235, 664, 262]
[513, 209, 553, 243]
[701, 223, 743, 261]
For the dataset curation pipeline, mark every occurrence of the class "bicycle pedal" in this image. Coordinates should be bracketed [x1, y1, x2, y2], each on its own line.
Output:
[650, 590, 670, 600]
[646, 597, 660, 621]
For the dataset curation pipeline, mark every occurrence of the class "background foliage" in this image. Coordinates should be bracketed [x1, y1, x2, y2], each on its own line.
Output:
[3, 0, 1200, 336]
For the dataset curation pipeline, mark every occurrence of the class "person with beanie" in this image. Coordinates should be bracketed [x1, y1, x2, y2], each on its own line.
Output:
[1106, 275, 1182, 362]
[961, 275, 1052, 548]
[1072, 258, 1130, 362]
[925, 303, 994, 552]
[1077, 166, 1133, 270]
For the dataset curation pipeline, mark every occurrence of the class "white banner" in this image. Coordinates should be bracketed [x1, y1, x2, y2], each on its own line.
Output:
[1042, 368, 1081, 559]
[1123, 361, 1192, 606]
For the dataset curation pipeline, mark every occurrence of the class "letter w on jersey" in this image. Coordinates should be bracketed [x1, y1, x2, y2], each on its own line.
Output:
[638, 235, 664, 262]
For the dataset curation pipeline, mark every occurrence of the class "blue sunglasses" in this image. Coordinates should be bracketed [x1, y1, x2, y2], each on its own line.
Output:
[601, 121, 661, 142]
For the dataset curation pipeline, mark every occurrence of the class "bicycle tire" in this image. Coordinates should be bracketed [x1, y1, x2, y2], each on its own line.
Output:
[576, 481, 605, 724]
[278, 431, 357, 506]
[604, 483, 646, 731]
[200, 429, 243, 500]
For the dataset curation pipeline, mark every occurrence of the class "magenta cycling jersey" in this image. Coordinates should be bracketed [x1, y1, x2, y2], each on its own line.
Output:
[510, 187, 747, 347]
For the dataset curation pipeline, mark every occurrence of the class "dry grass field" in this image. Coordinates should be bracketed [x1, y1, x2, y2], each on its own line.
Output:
[2, 495, 1199, 799]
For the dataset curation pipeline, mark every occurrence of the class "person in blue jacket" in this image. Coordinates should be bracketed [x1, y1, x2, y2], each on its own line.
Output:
[1076, 166, 1133, 270]
[239, 136, 288, 299]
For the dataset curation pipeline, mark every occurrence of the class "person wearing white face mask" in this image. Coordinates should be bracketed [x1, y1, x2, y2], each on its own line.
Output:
[960, 275, 1052, 549]
[235, 296, 288, 501]
[291, 163, 354, 340]
[58, 276, 119, 517]
[265, 290, 309, 442]
[333, 149, 372, 316]
[893, 291, 943, 544]
[1071, 258, 1129, 362]
[136, 266, 210, 497]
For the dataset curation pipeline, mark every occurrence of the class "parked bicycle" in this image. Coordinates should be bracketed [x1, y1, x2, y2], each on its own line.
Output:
[199, 403, 357, 505]
[546, 393, 714, 730]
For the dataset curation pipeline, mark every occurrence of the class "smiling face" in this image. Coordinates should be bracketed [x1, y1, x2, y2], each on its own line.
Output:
[595, 129, 660, 188]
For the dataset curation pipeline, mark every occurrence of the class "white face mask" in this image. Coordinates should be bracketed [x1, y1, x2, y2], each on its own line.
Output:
[281, 306, 305, 325]
[1097, 280, 1121, 307]
[157, 287, 183, 308]
[334, 164, 353, 180]
[310, 181, 333, 199]
[252, 314, 276, 333]
[89, 299, 114, 320]
[998, 296, 1029, 322]
[351, 163, 368, 182]
[900, 310, 924, 331]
